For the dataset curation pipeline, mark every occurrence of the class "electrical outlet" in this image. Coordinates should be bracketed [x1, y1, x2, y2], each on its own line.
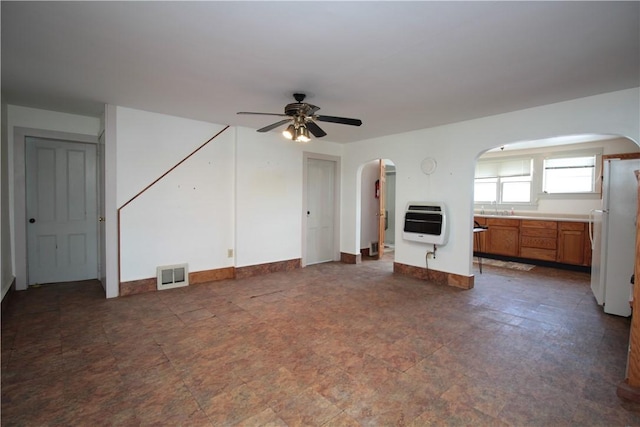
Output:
[227, 249, 234, 258]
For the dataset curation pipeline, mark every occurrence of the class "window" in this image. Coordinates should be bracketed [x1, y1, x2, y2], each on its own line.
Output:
[543, 155, 596, 194]
[502, 176, 532, 202]
[474, 178, 497, 203]
[474, 158, 533, 204]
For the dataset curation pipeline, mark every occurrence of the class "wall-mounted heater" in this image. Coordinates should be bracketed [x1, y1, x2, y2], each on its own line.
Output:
[157, 263, 189, 291]
[402, 202, 448, 245]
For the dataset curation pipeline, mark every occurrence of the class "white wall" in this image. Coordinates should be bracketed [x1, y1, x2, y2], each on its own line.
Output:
[385, 168, 396, 245]
[7, 105, 101, 291]
[360, 160, 379, 251]
[104, 105, 118, 297]
[342, 88, 640, 279]
[1, 99, 12, 299]
[116, 108, 344, 280]
[235, 127, 343, 267]
[116, 107, 233, 281]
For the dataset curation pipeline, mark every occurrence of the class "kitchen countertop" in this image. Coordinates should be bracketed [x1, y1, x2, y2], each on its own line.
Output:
[474, 213, 590, 222]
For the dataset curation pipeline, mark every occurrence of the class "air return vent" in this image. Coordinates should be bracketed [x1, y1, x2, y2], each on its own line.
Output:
[370, 241, 379, 256]
[156, 263, 189, 291]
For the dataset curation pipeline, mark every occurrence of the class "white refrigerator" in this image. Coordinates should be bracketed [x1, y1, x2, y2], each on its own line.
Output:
[589, 158, 639, 317]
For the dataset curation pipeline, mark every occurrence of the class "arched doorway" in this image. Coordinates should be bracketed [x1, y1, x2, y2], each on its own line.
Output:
[472, 134, 640, 315]
[359, 159, 396, 261]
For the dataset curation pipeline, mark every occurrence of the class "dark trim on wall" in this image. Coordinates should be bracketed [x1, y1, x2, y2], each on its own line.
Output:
[393, 262, 474, 290]
[119, 260, 300, 297]
[474, 252, 591, 273]
[235, 259, 301, 279]
[119, 126, 231, 211]
[191, 267, 235, 284]
[1, 277, 16, 318]
[120, 277, 156, 296]
[340, 252, 361, 264]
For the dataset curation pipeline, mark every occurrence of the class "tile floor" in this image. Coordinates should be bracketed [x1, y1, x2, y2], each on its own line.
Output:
[3, 256, 640, 426]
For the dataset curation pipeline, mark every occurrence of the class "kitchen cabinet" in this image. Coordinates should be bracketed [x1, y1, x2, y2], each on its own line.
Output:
[473, 216, 591, 268]
[557, 221, 590, 266]
[473, 217, 488, 253]
[520, 220, 557, 261]
[485, 218, 520, 257]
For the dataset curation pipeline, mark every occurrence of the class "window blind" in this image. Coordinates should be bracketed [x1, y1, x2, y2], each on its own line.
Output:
[476, 159, 532, 179]
[544, 156, 595, 169]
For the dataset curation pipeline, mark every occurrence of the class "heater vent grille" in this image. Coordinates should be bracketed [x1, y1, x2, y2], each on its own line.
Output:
[370, 241, 379, 256]
[157, 263, 189, 290]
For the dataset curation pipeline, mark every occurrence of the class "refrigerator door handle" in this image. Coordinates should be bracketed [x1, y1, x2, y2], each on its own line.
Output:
[589, 209, 607, 250]
[589, 209, 595, 249]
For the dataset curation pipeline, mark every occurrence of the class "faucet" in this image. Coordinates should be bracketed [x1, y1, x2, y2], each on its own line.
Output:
[492, 201, 498, 216]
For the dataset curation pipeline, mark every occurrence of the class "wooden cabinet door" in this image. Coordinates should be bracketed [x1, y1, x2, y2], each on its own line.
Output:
[473, 217, 487, 253]
[557, 222, 586, 265]
[487, 225, 520, 256]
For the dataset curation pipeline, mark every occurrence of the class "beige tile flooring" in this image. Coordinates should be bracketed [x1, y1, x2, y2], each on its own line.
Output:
[3, 256, 640, 426]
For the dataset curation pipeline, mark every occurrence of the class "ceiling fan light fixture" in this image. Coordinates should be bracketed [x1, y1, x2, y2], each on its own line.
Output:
[282, 124, 295, 140]
[238, 93, 361, 141]
[296, 125, 311, 143]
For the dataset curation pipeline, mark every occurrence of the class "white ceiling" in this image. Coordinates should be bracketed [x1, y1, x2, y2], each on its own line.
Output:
[2, 1, 639, 143]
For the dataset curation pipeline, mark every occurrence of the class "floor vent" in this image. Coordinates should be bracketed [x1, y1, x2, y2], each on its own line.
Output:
[370, 241, 379, 256]
[157, 263, 189, 291]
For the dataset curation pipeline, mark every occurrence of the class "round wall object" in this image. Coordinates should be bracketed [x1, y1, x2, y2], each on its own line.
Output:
[421, 157, 437, 175]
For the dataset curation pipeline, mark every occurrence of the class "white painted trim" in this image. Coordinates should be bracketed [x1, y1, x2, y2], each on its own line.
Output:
[302, 152, 341, 267]
[104, 105, 118, 298]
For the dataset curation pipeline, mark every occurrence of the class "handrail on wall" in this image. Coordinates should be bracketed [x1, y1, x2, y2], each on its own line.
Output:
[116, 125, 231, 289]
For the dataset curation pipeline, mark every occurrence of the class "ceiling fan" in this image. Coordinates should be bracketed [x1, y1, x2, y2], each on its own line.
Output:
[237, 93, 362, 142]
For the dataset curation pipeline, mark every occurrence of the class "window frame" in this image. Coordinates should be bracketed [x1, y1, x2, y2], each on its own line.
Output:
[474, 148, 603, 210]
[474, 156, 534, 208]
[541, 152, 600, 196]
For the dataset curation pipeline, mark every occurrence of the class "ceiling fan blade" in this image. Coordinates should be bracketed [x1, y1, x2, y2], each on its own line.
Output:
[237, 112, 288, 117]
[306, 121, 327, 138]
[316, 115, 362, 126]
[257, 119, 292, 133]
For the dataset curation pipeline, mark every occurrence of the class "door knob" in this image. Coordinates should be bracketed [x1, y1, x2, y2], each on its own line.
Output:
[29, 218, 36, 223]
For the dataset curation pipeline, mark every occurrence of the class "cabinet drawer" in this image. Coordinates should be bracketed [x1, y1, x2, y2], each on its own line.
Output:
[521, 247, 557, 261]
[521, 220, 557, 229]
[520, 227, 557, 238]
[521, 236, 557, 249]
[486, 218, 520, 227]
[558, 221, 586, 231]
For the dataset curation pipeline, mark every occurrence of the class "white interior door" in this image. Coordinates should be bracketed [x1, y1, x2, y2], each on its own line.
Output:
[306, 158, 336, 265]
[26, 137, 98, 285]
